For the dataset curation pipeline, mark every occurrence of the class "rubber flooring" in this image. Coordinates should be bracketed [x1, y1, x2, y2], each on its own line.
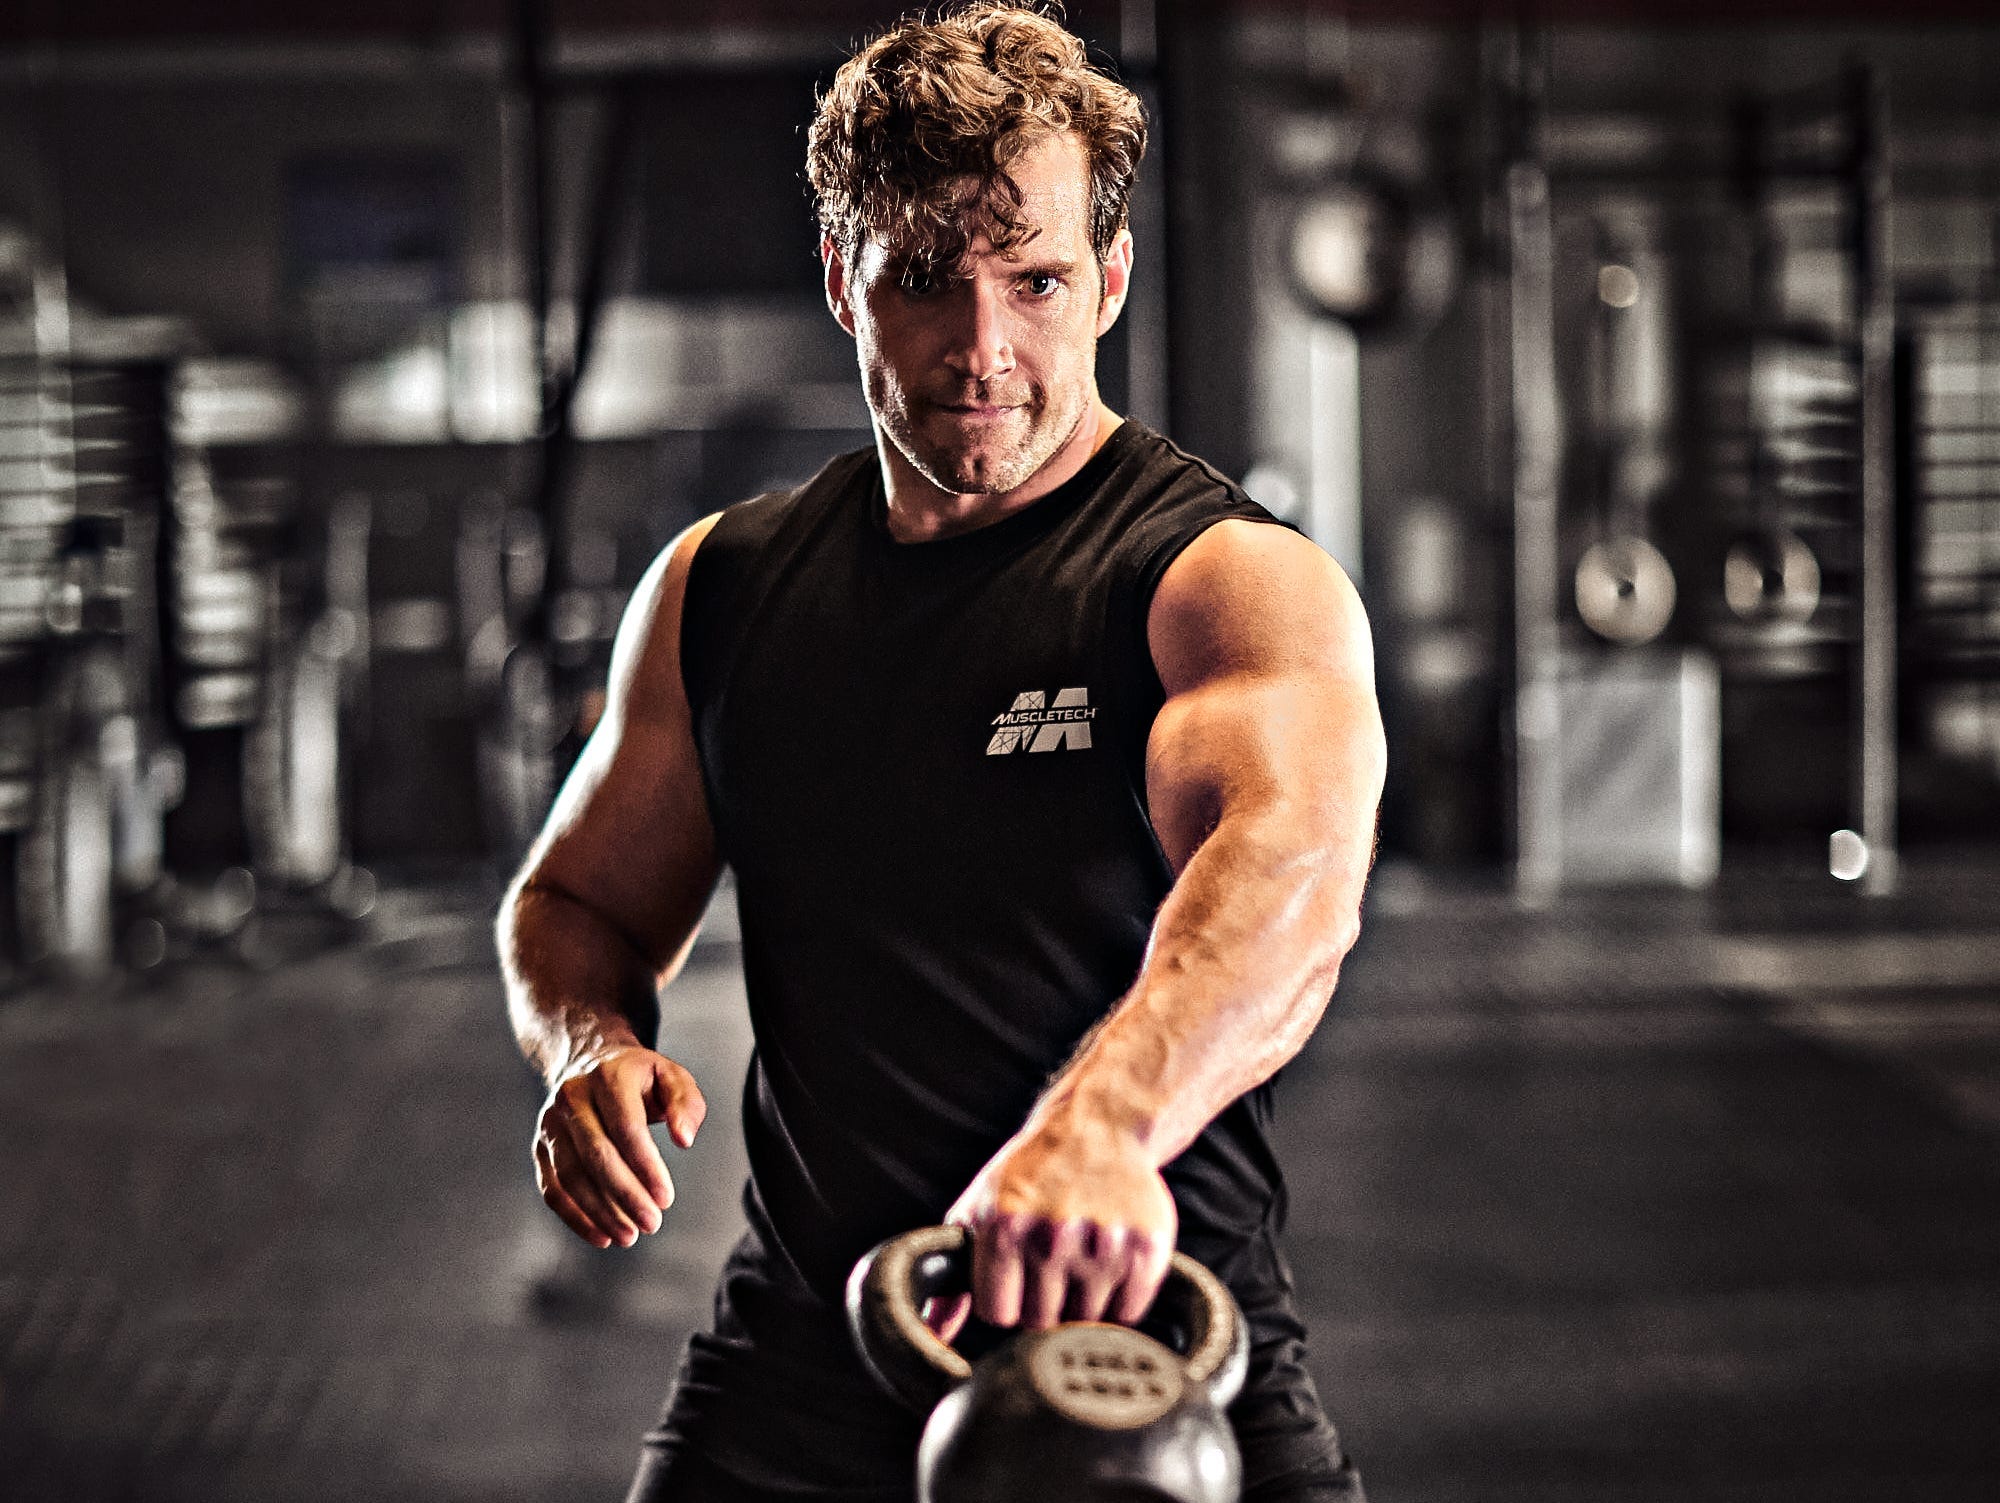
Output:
[1, 865, 1996, 1502]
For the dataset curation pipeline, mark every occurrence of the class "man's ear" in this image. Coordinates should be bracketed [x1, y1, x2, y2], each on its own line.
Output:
[823, 235, 857, 336]
[1094, 226, 1134, 338]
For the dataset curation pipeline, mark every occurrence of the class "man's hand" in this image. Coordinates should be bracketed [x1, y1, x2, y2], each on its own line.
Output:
[932, 1107, 1177, 1338]
[533, 1044, 706, 1249]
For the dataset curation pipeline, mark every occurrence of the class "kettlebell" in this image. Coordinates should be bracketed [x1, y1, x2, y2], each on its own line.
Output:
[845, 1225, 1250, 1503]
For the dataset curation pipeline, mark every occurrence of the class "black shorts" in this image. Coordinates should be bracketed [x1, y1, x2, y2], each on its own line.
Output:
[625, 1228, 1363, 1503]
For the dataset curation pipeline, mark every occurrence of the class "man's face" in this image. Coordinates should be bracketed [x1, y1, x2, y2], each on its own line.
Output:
[824, 131, 1131, 498]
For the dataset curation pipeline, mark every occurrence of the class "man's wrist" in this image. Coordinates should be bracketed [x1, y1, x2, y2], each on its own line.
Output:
[547, 1018, 645, 1087]
[1032, 1062, 1166, 1164]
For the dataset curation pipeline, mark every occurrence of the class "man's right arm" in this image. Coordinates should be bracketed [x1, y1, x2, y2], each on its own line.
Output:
[496, 513, 725, 1249]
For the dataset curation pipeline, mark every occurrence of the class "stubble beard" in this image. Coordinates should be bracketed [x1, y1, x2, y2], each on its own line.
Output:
[875, 373, 1092, 498]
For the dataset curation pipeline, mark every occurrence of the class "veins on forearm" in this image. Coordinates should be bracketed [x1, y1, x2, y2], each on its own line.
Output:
[499, 879, 662, 1083]
[1042, 810, 1361, 1164]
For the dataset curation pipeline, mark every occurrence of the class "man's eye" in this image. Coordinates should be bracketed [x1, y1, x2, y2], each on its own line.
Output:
[1022, 272, 1061, 297]
[898, 268, 938, 296]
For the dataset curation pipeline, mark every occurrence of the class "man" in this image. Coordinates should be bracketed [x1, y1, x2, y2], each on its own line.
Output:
[497, 5, 1385, 1499]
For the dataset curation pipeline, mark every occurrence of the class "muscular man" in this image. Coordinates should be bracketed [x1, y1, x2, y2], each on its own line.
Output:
[498, 6, 1385, 1499]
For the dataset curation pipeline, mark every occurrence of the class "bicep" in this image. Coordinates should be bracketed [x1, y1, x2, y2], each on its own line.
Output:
[521, 515, 725, 976]
[1143, 521, 1385, 875]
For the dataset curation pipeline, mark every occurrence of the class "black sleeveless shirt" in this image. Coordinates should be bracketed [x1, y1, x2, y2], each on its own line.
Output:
[679, 419, 1294, 1307]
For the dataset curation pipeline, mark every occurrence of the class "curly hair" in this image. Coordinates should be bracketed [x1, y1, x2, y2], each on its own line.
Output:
[805, 2, 1148, 276]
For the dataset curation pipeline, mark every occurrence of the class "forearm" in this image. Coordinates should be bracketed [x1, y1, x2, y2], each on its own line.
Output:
[498, 878, 671, 1087]
[1031, 805, 1368, 1166]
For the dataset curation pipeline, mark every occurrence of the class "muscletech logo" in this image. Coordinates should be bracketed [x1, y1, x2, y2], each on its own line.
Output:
[986, 688, 1096, 755]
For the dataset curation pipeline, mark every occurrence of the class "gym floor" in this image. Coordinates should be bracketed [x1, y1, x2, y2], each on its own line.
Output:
[3, 863, 1997, 1503]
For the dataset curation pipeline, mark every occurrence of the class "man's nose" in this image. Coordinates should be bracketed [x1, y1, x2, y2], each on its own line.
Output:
[940, 281, 1015, 383]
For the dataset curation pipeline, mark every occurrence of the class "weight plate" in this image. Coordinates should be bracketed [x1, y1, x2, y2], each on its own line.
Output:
[1724, 529, 1821, 625]
[56, 757, 115, 971]
[1574, 536, 1676, 645]
[279, 646, 343, 886]
[245, 631, 345, 888]
[18, 750, 116, 977]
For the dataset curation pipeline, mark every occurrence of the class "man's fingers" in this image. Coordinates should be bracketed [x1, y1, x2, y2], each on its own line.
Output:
[1019, 1221, 1077, 1330]
[968, 1216, 1026, 1329]
[535, 1138, 612, 1248]
[646, 1056, 708, 1150]
[548, 1120, 643, 1245]
[1064, 1223, 1127, 1323]
[590, 1074, 677, 1212]
[555, 1149, 634, 1245]
[566, 1096, 664, 1234]
[1109, 1233, 1173, 1325]
[966, 1218, 1167, 1330]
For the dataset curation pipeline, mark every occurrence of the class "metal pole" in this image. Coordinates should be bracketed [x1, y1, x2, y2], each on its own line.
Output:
[510, 0, 577, 631]
[1852, 64, 1899, 896]
[539, 82, 640, 607]
[512, 0, 555, 460]
[1505, 31, 1565, 899]
[1118, 0, 1169, 431]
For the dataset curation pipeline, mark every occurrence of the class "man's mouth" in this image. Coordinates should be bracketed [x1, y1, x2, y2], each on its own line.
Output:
[935, 400, 1022, 419]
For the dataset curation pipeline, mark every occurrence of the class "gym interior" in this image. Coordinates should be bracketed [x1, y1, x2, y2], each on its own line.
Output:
[3, 2, 1997, 1499]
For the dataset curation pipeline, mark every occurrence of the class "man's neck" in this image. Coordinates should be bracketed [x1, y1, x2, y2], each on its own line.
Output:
[879, 400, 1125, 544]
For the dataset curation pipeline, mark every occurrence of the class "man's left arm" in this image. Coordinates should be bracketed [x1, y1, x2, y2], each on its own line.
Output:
[944, 519, 1386, 1332]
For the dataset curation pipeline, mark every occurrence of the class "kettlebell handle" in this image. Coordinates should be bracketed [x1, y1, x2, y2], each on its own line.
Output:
[845, 1225, 1249, 1416]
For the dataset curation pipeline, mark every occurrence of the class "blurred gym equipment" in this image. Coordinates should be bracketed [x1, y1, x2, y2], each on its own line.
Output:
[0, 214, 376, 981]
[0, 232, 184, 979]
[1502, 40, 1896, 892]
[1287, 170, 1458, 339]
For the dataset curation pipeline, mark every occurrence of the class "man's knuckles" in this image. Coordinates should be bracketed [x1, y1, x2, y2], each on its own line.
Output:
[961, 1217, 1158, 1329]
